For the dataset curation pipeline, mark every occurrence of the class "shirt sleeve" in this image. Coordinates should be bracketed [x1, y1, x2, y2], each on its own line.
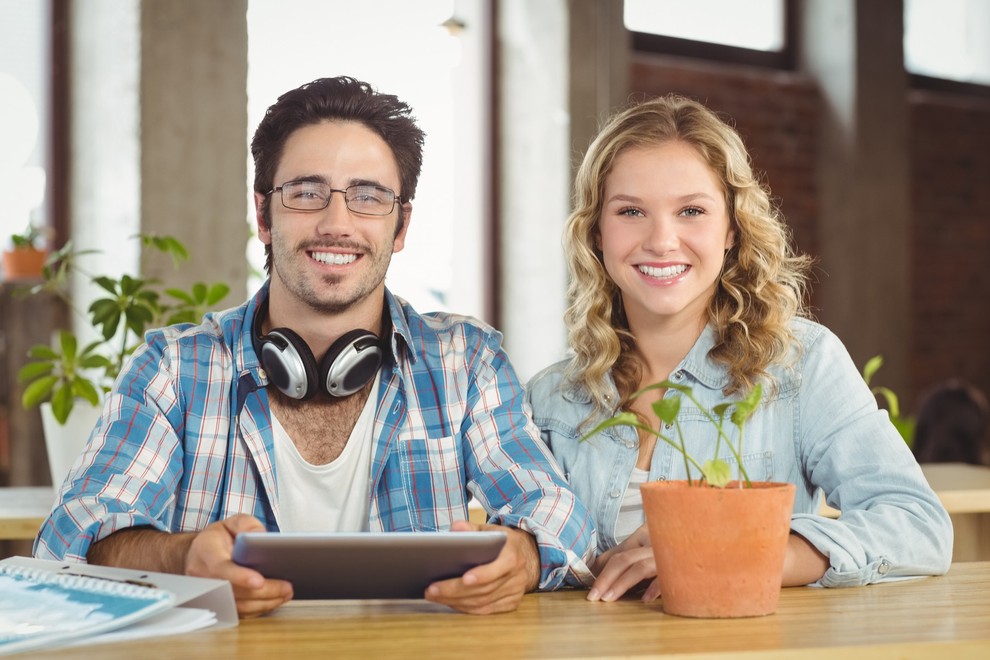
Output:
[459, 330, 597, 589]
[34, 334, 188, 562]
[789, 327, 953, 586]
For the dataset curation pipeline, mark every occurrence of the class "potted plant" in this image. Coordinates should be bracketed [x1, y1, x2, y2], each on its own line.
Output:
[2, 221, 48, 280]
[585, 381, 795, 619]
[15, 234, 230, 484]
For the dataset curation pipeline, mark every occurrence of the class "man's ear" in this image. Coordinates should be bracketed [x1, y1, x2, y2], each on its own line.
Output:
[255, 192, 272, 245]
[393, 202, 412, 253]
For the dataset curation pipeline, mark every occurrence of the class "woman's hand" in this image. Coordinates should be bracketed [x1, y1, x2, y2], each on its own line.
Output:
[588, 524, 660, 602]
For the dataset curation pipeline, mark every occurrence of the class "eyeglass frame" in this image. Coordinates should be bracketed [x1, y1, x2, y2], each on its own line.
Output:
[265, 180, 406, 216]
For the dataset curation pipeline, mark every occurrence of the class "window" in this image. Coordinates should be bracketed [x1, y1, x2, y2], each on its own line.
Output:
[624, 0, 790, 68]
[0, 0, 50, 245]
[905, 0, 990, 89]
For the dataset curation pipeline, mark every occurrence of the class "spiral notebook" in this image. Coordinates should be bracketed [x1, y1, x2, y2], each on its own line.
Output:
[0, 557, 237, 655]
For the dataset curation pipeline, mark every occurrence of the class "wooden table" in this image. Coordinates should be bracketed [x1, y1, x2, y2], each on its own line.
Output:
[35, 561, 990, 658]
[0, 486, 53, 541]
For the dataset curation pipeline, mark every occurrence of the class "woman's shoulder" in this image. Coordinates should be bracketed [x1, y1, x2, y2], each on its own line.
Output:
[527, 360, 575, 404]
[526, 359, 595, 415]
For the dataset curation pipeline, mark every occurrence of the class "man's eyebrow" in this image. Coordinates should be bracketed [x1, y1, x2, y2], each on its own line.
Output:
[348, 177, 389, 189]
[286, 174, 328, 184]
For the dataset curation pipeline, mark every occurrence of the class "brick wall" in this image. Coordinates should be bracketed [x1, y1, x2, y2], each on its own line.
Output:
[630, 52, 990, 410]
[910, 92, 990, 405]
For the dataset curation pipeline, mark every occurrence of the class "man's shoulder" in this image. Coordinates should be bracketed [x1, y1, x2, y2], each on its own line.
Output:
[392, 294, 501, 346]
[141, 300, 251, 367]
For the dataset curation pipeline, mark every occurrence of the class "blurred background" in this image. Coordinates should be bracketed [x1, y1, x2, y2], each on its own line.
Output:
[1, 0, 989, 486]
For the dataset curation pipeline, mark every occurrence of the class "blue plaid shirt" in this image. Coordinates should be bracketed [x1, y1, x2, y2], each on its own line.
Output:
[35, 285, 596, 589]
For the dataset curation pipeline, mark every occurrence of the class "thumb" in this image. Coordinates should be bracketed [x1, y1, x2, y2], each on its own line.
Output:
[223, 514, 266, 536]
[450, 519, 482, 532]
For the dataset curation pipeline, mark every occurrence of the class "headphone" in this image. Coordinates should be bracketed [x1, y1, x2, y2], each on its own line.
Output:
[252, 295, 384, 400]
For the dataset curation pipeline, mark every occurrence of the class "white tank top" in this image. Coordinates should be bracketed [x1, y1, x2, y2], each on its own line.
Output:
[271, 373, 379, 532]
[613, 467, 648, 542]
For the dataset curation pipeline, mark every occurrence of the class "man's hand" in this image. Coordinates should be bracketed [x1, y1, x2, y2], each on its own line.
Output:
[184, 514, 294, 618]
[587, 524, 660, 602]
[424, 520, 541, 614]
[87, 514, 293, 619]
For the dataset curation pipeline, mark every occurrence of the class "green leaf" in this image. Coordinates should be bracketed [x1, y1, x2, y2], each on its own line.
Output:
[651, 395, 681, 426]
[701, 459, 732, 487]
[580, 412, 645, 442]
[72, 378, 101, 406]
[22, 375, 58, 407]
[206, 283, 230, 305]
[872, 385, 900, 418]
[92, 276, 119, 295]
[17, 361, 54, 382]
[57, 330, 78, 361]
[862, 355, 883, 386]
[164, 287, 196, 305]
[27, 344, 59, 360]
[51, 384, 74, 424]
[731, 383, 762, 427]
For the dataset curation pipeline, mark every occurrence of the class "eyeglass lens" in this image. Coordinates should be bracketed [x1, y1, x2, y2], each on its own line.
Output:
[279, 181, 397, 215]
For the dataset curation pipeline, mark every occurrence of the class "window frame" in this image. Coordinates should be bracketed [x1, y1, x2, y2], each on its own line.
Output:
[628, 0, 795, 71]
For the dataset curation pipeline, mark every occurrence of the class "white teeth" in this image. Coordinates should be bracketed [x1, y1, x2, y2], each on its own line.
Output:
[312, 251, 357, 266]
[639, 264, 687, 279]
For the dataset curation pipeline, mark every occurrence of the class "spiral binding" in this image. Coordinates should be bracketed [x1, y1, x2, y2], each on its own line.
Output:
[0, 564, 169, 601]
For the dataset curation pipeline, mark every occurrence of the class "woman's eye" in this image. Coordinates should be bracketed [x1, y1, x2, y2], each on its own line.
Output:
[680, 206, 704, 217]
[617, 207, 644, 217]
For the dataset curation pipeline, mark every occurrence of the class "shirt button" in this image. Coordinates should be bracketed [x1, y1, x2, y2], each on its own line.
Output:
[610, 489, 621, 499]
[658, 475, 666, 481]
[878, 559, 890, 575]
[673, 370, 684, 380]
[664, 423, 673, 430]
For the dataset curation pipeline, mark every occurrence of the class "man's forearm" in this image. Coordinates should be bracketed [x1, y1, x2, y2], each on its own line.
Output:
[87, 526, 196, 575]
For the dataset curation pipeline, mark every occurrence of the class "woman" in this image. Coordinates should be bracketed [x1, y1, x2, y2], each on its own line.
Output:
[527, 95, 952, 602]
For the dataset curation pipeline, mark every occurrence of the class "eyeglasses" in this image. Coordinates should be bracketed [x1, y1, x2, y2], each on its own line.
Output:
[267, 181, 403, 216]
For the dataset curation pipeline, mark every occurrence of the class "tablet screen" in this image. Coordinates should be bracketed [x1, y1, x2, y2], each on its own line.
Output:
[232, 531, 507, 599]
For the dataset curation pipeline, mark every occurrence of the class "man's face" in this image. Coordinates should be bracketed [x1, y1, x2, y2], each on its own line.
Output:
[256, 120, 409, 315]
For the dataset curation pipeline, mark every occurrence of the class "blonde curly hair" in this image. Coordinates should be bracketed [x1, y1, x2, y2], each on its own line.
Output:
[563, 94, 814, 422]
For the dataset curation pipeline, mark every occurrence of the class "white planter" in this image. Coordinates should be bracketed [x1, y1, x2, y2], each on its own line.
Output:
[40, 401, 102, 488]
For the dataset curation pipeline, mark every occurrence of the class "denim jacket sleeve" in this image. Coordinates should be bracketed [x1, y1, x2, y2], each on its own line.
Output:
[789, 323, 953, 586]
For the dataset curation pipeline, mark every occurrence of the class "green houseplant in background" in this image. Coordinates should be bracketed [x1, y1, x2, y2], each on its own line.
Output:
[584, 381, 795, 618]
[18, 234, 231, 424]
[862, 354, 915, 446]
[15, 234, 230, 486]
[2, 220, 49, 280]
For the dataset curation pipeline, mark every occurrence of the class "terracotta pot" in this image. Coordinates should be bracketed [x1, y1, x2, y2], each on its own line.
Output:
[641, 479, 796, 618]
[2, 247, 47, 280]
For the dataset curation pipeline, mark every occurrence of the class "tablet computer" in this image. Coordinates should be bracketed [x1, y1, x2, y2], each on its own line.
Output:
[231, 531, 507, 600]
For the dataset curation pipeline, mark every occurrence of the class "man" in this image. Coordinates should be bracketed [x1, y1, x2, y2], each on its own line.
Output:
[35, 76, 595, 617]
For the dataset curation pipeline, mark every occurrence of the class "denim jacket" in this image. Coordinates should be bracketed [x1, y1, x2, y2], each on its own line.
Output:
[526, 318, 953, 587]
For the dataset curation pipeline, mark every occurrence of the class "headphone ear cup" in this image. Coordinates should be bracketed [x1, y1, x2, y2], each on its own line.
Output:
[259, 327, 320, 400]
[319, 330, 383, 398]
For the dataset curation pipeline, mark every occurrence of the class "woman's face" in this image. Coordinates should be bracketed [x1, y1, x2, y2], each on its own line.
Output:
[597, 140, 734, 334]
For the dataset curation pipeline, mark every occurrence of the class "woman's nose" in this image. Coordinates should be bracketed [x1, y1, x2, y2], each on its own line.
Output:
[644, 217, 678, 253]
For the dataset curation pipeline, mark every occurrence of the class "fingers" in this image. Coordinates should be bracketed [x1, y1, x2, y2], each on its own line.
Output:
[425, 523, 540, 614]
[587, 546, 657, 602]
[641, 577, 661, 602]
[185, 514, 293, 618]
